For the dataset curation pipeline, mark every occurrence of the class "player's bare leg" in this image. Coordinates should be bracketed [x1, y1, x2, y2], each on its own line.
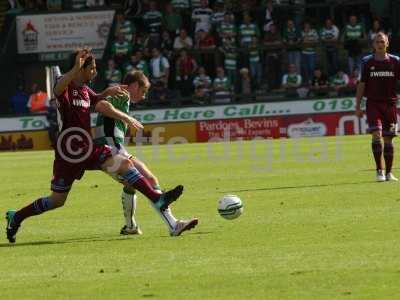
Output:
[383, 135, 398, 181]
[371, 131, 385, 182]
[131, 157, 198, 236]
[6, 191, 69, 243]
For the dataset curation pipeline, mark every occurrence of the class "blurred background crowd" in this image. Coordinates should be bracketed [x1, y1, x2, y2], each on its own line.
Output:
[1, 0, 398, 115]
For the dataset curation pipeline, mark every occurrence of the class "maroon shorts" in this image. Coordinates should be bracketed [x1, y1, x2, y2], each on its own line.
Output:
[51, 144, 112, 193]
[366, 100, 398, 136]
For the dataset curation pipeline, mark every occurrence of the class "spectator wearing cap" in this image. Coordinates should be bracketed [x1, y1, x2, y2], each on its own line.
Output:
[173, 29, 193, 51]
[320, 18, 340, 76]
[192, 0, 213, 33]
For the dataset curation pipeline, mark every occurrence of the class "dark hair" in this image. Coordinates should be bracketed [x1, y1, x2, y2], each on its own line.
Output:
[68, 50, 94, 70]
[123, 70, 150, 90]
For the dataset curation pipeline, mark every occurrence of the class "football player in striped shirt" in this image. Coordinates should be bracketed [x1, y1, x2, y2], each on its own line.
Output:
[94, 70, 198, 236]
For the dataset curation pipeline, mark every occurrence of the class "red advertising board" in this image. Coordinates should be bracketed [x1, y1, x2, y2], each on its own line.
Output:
[196, 117, 284, 141]
[196, 112, 363, 141]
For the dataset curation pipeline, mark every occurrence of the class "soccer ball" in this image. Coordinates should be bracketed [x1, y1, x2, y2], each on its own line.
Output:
[218, 195, 243, 220]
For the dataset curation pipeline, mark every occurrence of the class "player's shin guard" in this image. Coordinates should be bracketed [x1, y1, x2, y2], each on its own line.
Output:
[371, 139, 384, 171]
[122, 168, 161, 202]
[121, 187, 137, 228]
[384, 142, 394, 174]
[13, 197, 55, 225]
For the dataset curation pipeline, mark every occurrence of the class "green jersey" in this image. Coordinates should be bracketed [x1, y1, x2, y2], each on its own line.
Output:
[94, 93, 130, 146]
[344, 23, 364, 40]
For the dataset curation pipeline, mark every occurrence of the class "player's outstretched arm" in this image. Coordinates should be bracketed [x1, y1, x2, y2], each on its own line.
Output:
[95, 100, 144, 130]
[54, 49, 90, 97]
[355, 82, 365, 118]
[98, 85, 129, 99]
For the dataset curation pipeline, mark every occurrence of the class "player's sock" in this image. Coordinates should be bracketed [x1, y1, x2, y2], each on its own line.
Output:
[147, 184, 177, 231]
[149, 203, 178, 232]
[122, 168, 161, 202]
[371, 140, 383, 170]
[13, 197, 55, 225]
[153, 184, 162, 192]
[121, 187, 137, 228]
[384, 142, 394, 174]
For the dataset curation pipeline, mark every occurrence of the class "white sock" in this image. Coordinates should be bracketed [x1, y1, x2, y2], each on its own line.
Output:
[150, 203, 178, 232]
[121, 191, 137, 228]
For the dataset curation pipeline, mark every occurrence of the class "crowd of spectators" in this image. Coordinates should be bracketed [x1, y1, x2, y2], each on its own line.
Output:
[100, 0, 393, 106]
[5, 0, 395, 113]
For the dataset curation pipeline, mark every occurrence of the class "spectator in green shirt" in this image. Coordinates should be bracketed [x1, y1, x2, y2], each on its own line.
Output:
[111, 32, 132, 67]
[320, 18, 340, 76]
[283, 19, 301, 74]
[238, 12, 260, 48]
[122, 50, 150, 78]
[213, 67, 232, 104]
[105, 58, 122, 87]
[115, 12, 136, 43]
[163, 2, 182, 36]
[343, 14, 366, 74]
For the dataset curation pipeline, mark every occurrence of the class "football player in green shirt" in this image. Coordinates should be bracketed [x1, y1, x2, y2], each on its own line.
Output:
[94, 70, 198, 236]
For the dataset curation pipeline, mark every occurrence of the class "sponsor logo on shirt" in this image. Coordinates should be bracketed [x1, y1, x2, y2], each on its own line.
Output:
[72, 99, 90, 108]
[370, 71, 395, 78]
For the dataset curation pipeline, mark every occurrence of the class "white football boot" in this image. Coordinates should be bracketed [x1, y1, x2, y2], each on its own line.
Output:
[170, 218, 198, 236]
[376, 170, 386, 182]
[386, 173, 398, 182]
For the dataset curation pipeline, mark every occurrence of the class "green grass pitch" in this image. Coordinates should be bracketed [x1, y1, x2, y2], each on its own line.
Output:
[1, 135, 400, 299]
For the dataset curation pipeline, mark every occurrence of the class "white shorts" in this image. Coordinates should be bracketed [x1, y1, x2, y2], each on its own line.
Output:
[106, 145, 134, 183]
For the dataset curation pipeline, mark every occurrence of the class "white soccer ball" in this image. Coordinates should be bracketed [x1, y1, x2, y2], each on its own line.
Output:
[218, 195, 243, 220]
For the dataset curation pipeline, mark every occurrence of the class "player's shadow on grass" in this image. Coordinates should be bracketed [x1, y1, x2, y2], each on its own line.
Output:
[225, 180, 377, 193]
[362, 167, 400, 171]
[0, 235, 132, 248]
